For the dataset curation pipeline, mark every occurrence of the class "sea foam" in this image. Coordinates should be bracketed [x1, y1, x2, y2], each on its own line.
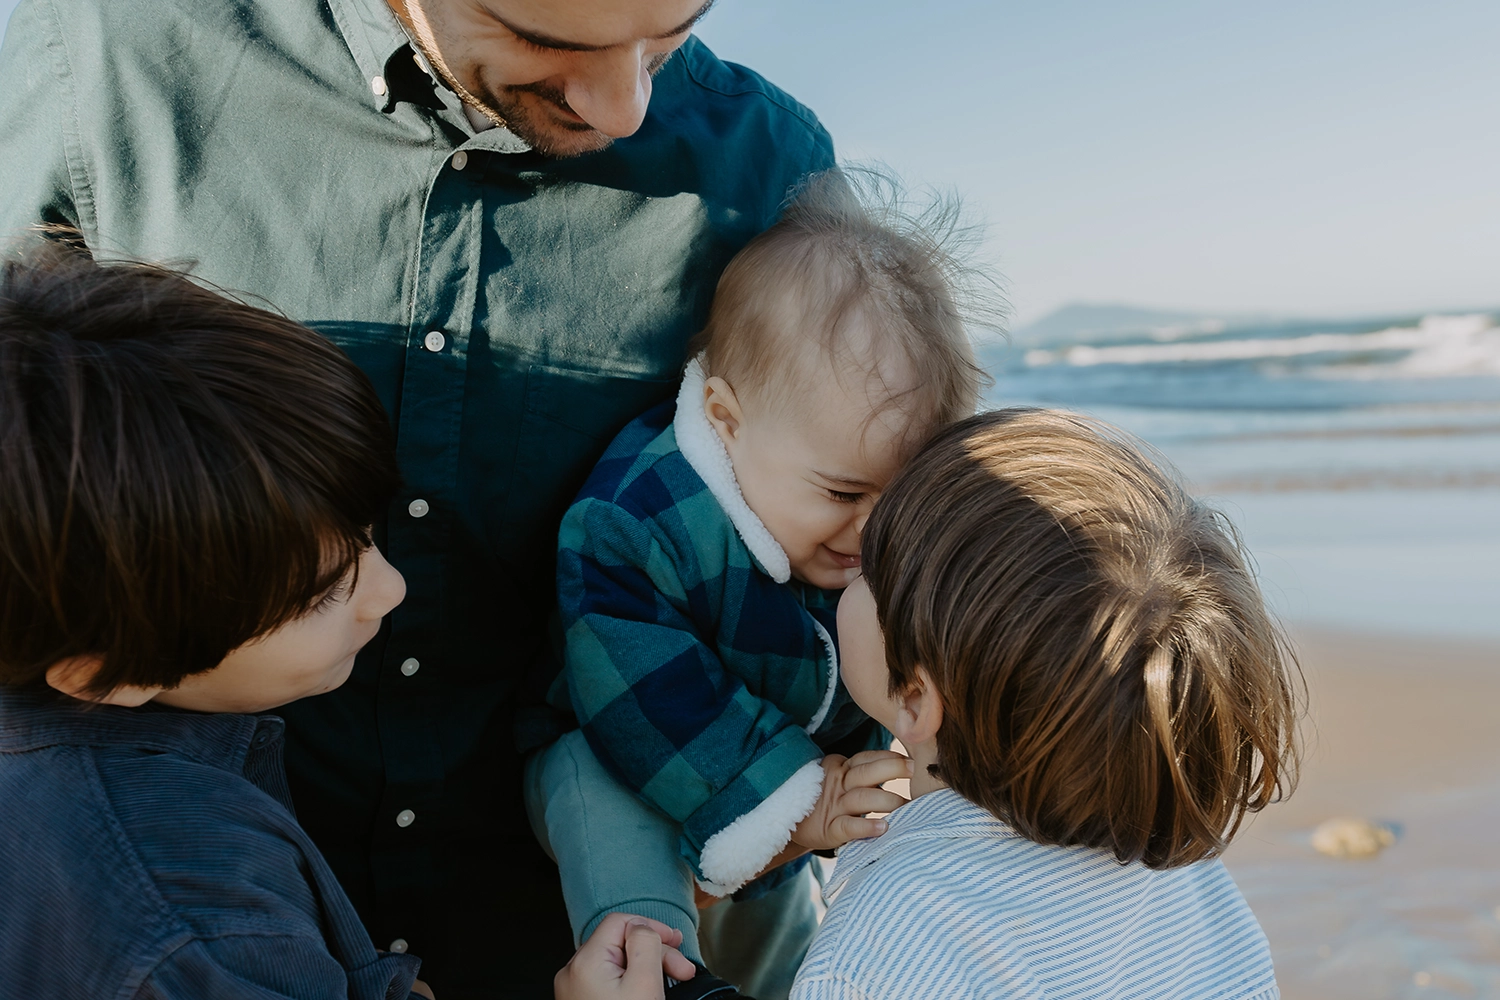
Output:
[1024, 314, 1500, 379]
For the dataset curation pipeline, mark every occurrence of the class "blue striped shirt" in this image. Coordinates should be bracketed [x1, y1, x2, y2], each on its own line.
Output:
[792, 789, 1278, 1000]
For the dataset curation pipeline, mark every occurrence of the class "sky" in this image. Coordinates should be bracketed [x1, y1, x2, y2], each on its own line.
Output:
[694, 1, 1500, 324]
[2, 1, 1495, 324]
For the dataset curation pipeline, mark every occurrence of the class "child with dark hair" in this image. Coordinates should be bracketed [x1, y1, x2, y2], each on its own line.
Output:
[0, 245, 691, 1000]
[791, 408, 1301, 1000]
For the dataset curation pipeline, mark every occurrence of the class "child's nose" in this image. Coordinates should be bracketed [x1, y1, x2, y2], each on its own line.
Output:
[359, 548, 407, 620]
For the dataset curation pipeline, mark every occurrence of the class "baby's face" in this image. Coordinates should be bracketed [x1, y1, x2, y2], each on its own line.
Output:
[714, 369, 912, 591]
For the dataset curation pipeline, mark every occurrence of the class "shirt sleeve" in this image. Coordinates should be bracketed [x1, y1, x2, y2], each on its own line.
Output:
[134, 935, 421, 1000]
[0, 0, 87, 239]
[806, 119, 836, 175]
[558, 494, 826, 894]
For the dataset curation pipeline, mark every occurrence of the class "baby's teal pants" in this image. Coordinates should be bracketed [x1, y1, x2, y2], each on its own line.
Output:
[524, 730, 819, 1000]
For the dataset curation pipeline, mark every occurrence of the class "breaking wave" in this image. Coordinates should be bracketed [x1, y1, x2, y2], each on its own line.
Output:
[1023, 314, 1500, 379]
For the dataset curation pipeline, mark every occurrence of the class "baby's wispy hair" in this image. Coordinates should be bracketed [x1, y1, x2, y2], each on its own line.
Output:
[690, 165, 1004, 449]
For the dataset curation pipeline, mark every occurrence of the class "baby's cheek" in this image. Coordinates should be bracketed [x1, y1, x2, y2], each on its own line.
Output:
[810, 509, 852, 544]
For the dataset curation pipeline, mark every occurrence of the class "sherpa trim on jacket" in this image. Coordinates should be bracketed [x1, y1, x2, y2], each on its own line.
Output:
[558, 360, 867, 894]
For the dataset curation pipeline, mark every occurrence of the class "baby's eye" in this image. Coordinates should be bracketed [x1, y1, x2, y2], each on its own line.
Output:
[828, 489, 865, 505]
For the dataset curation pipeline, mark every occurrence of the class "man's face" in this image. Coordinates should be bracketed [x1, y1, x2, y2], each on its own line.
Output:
[393, 0, 712, 157]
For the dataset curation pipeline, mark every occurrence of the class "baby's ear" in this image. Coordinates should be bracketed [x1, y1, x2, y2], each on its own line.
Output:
[702, 375, 744, 441]
[892, 666, 944, 746]
[45, 655, 162, 707]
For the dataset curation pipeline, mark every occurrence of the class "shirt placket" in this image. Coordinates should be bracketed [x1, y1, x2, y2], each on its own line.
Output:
[370, 152, 482, 928]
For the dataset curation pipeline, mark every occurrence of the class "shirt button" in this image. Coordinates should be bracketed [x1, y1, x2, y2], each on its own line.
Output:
[451, 150, 468, 171]
[407, 498, 429, 518]
[370, 76, 387, 97]
[396, 809, 416, 828]
[423, 330, 446, 352]
[389, 938, 409, 954]
[400, 658, 420, 677]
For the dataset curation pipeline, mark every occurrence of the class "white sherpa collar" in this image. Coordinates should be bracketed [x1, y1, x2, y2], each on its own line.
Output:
[674, 357, 792, 584]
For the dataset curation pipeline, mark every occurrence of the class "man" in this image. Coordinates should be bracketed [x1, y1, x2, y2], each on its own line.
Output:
[0, 0, 834, 995]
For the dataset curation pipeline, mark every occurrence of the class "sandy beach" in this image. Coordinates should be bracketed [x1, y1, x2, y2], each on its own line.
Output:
[1224, 627, 1500, 999]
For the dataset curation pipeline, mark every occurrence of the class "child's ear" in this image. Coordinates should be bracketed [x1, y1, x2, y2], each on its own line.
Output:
[702, 375, 744, 443]
[45, 655, 163, 707]
[891, 666, 944, 747]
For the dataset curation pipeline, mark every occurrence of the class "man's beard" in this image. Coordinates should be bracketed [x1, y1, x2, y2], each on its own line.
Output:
[474, 80, 611, 158]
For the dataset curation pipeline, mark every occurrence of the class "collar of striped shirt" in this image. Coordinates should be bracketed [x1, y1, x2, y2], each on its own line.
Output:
[825, 789, 1011, 904]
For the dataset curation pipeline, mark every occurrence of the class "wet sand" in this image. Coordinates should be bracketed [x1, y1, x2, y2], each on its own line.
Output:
[1224, 627, 1500, 999]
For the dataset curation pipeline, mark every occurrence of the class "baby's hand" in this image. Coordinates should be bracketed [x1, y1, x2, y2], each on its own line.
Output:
[791, 750, 912, 853]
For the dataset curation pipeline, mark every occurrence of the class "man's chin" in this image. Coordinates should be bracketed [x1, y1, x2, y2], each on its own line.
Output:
[496, 104, 614, 158]
[527, 128, 613, 159]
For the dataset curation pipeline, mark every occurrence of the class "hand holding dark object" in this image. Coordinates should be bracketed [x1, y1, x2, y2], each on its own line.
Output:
[665, 967, 752, 1000]
[555, 913, 697, 1000]
[791, 750, 913, 852]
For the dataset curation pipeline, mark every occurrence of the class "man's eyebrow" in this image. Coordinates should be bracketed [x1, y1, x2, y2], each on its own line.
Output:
[491, 0, 715, 53]
[815, 471, 878, 490]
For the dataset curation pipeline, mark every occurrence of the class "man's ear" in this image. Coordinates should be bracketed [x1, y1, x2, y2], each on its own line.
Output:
[45, 655, 162, 707]
[891, 666, 944, 748]
[702, 375, 745, 444]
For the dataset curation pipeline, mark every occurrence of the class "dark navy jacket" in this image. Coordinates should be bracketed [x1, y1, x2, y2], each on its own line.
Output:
[0, 688, 422, 999]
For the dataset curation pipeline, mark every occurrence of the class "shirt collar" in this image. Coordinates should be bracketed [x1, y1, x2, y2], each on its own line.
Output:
[0, 686, 279, 777]
[326, 0, 533, 152]
[327, 0, 411, 91]
[825, 789, 1016, 901]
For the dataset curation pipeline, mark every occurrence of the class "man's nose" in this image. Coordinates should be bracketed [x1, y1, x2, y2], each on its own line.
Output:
[564, 46, 653, 139]
[855, 512, 870, 535]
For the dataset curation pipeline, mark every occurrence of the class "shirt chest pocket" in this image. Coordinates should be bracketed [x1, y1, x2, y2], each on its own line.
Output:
[504, 363, 676, 550]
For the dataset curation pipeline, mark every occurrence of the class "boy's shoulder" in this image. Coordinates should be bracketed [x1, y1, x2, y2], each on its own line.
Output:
[796, 790, 1277, 1000]
[0, 689, 411, 997]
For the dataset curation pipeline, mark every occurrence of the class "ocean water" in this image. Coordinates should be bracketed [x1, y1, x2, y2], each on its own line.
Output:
[981, 310, 1500, 640]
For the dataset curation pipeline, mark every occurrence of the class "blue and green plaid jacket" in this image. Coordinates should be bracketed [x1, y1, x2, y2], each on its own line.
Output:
[557, 370, 879, 894]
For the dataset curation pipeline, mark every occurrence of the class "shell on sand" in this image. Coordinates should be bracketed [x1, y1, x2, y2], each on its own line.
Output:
[1311, 817, 1397, 858]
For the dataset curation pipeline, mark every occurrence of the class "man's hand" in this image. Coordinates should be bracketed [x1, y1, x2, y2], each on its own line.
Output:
[411, 980, 436, 1000]
[554, 912, 697, 1000]
[791, 750, 912, 853]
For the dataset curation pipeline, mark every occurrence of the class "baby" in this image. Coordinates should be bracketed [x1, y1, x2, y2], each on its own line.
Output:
[791, 408, 1300, 999]
[528, 170, 988, 998]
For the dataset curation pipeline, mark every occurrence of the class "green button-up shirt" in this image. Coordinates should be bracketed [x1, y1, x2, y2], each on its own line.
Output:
[0, 1, 833, 993]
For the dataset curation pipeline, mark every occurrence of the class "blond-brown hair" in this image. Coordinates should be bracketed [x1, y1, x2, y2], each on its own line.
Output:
[862, 408, 1300, 868]
[689, 168, 994, 443]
